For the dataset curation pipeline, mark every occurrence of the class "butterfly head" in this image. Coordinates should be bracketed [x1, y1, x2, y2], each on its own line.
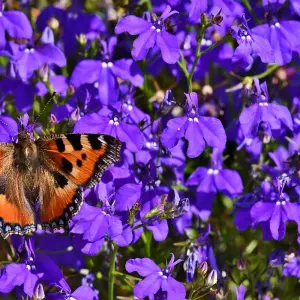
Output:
[16, 114, 35, 143]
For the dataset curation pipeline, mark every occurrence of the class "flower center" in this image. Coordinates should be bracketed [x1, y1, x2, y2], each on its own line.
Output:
[207, 168, 219, 175]
[67, 12, 78, 20]
[271, 22, 281, 29]
[102, 61, 113, 68]
[108, 116, 119, 126]
[240, 29, 252, 42]
[122, 99, 133, 111]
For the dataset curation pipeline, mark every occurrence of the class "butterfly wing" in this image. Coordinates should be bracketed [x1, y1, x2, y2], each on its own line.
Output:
[0, 144, 36, 239]
[36, 134, 121, 229]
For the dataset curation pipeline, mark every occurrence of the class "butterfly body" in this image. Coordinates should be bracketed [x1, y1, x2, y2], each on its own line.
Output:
[0, 130, 121, 239]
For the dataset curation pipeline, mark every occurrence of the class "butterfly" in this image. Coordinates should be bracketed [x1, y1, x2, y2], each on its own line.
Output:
[0, 124, 121, 239]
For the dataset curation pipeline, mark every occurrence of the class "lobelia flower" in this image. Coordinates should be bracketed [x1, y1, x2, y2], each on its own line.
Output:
[46, 284, 98, 300]
[70, 36, 143, 105]
[186, 148, 243, 219]
[231, 16, 274, 68]
[10, 27, 66, 81]
[235, 179, 300, 240]
[126, 254, 186, 300]
[283, 251, 300, 278]
[233, 284, 246, 300]
[0, 61, 48, 112]
[252, 12, 300, 65]
[0, 0, 32, 49]
[161, 92, 226, 158]
[70, 201, 123, 256]
[0, 238, 68, 297]
[115, 5, 180, 64]
[36, 0, 105, 56]
[239, 78, 293, 141]
[183, 224, 219, 282]
[0, 115, 18, 142]
[74, 104, 144, 152]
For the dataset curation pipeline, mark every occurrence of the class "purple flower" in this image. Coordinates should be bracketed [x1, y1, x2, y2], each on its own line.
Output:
[233, 284, 246, 300]
[252, 17, 300, 65]
[237, 180, 300, 241]
[0, 238, 68, 297]
[36, 0, 105, 56]
[283, 252, 300, 278]
[115, 5, 180, 64]
[71, 37, 143, 105]
[74, 105, 144, 152]
[231, 16, 274, 68]
[0, 115, 18, 142]
[161, 92, 226, 158]
[186, 148, 243, 219]
[11, 27, 66, 81]
[71, 202, 123, 255]
[47, 284, 98, 300]
[0, 3, 32, 49]
[126, 254, 186, 300]
[239, 79, 293, 140]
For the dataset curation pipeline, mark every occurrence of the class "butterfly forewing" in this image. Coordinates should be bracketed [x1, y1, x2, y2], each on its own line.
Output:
[35, 133, 121, 230]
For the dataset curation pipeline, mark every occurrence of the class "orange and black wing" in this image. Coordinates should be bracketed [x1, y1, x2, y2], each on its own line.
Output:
[35, 134, 121, 229]
[0, 144, 36, 239]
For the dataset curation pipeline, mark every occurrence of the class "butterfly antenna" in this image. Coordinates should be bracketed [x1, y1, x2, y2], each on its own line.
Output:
[33, 92, 56, 126]
[0, 118, 18, 135]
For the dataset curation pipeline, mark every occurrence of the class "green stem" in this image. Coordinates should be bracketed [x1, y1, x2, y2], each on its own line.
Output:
[108, 243, 118, 300]
[187, 25, 206, 92]
[145, 0, 152, 11]
[113, 271, 142, 281]
[241, 0, 261, 24]
[254, 64, 279, 79]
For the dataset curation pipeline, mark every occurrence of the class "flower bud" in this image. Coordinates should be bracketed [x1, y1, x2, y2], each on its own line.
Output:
[237, 259, 246, 271]
[33, 283, 45, 300]
[198, 261, 208, 276]
[206, 269, 218, 286]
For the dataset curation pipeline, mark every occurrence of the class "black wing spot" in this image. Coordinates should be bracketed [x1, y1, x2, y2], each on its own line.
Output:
[53, 172, 68, 188]
[88, 135, 102, 150]
[62, 157, 73, 173]
[76, 159, 83, 167]
[66, 135, 83, 151]
[55, 138, 65, 152]
[81, 153, 87, 160]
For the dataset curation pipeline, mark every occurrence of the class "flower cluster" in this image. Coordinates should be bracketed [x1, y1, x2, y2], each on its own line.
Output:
[0, 0, 299, 299]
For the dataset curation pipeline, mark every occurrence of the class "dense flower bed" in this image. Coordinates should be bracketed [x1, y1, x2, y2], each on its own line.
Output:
[0, 0, 299, 299]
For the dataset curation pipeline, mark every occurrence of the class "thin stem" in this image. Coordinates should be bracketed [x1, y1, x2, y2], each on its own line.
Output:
[145, 0, 152, 11]
[241, 0, 261, 24]
[108, 243, 118, 300]
[254, 64, 279, 79]
[113, 271, 142, 281]
[187, 25, 206, 92]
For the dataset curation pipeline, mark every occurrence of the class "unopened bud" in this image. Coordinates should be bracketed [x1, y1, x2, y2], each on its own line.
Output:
[237, 259, 246, 271]
[50, 113, 57, 125]
[77, 33, 87, 46]
[206, 269, 218, 286]
[34, 283, 45, 299]
[48, 17, 59, 30]
[198, 261, 208, 276]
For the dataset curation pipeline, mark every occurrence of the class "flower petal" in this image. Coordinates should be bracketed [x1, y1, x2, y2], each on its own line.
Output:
[198, 116, 227, 149]
[185, 122, 205, 158]
[156, 31, 180, 64]
[215, 169, 243, 197]
[133, 274, 161, 299]
[132, 29, 157, 61]
[125, 258, 160, 276]
[71, 60, 102, 87]
[115, 16, 152, 35]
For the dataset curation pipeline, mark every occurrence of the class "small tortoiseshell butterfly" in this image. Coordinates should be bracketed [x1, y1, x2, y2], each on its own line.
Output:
[0, 124, 121, 239]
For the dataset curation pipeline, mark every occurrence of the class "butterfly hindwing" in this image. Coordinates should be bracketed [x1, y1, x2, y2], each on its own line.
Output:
[36, 134, 122, 188]
[0, 144, 36, 238]
[39, 172, 83, 231]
